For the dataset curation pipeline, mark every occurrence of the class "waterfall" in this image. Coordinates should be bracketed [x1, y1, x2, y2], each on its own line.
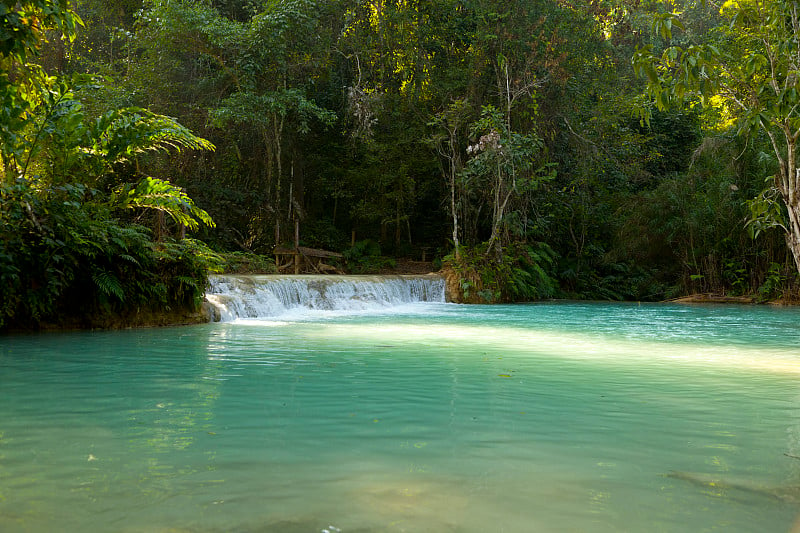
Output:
[204, 274, 447, 322]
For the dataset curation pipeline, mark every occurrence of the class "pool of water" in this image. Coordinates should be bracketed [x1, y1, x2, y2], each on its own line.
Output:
[2, 301, 800, 532]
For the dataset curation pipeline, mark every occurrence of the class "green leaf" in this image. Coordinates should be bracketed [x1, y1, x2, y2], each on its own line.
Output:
[92, 269, 125, 302]
[111, 177, 216, 231]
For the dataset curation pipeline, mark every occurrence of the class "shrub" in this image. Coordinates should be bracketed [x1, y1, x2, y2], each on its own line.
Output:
[444, 242, 559, 303]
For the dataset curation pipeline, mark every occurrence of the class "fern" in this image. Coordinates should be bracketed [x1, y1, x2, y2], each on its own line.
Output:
[92, 269, 125, 302]
[174, 275, 200, 294]
[118, 254, 141, 266]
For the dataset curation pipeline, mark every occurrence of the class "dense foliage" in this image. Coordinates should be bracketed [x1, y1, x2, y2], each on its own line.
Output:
[0, 1, 220, 328]
[2, 0, 799, 328]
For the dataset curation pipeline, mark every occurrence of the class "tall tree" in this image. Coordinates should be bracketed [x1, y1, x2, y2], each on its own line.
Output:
[634, 0, 800, 275]
[211, 0, 336, 247]
[0, 0, 81, 176]
[430, 99, 470, 260]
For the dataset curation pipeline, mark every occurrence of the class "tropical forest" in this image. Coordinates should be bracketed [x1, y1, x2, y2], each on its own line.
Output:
[6, 3, 800, 532]
[3, 0, 800, 329]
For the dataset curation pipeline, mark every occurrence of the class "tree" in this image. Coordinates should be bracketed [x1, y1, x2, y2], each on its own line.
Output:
[139, 0, 339, 248]
[430, 99, 470, 260]
[463, 104, 552, 258]
[0, 0, 221, 329]
[0, 0, 82, 176]
[633, 0, 800, 275]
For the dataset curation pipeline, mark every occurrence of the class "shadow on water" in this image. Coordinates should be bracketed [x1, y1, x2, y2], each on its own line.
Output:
[667, 470, 800, 503]
[198, 522, 366, 533]
[153, 520, 459, 533]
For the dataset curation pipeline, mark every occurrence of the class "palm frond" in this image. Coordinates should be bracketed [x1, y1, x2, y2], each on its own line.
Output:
[110, 177, 215, 230]
[91, 107, 214, 165]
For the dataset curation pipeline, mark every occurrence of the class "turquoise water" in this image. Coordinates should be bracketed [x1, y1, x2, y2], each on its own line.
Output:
[2, 301, 800, 532]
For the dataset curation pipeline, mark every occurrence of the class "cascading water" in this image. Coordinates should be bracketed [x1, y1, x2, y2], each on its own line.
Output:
[204, 274, 447, 321]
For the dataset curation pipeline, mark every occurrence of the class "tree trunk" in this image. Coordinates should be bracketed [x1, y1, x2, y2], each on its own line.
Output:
[291, 152, 304, 210]
[485, 161, 502, 258]
[449, 132, 460, 261]
[156, 211, 166, 242]
[272, 113, 285, 247]
[262, 126, 274, 246]
[395, 205, 401, 248]
[782, 140, 800, 274]
[785, 193, 800, 274]
[784, 229, 800, 274]
[451, 173, 460, 260]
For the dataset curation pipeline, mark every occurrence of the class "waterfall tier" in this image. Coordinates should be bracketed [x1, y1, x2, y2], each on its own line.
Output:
[204, 274, 446, 322]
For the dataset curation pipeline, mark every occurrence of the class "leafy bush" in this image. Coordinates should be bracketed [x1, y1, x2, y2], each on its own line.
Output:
[343, 239, 396, 273]
[445, 242, 559, 303]
[0, 178, 223, 329]
[757, 262, 789, 302]
[220, 251, 276, 274]
[0, 4, 222, 330]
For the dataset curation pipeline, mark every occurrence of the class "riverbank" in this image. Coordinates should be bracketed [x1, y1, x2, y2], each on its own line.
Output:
[4, 308, 209, 333]
[8, 272, 797, 334]
[667, 292, 800, 305]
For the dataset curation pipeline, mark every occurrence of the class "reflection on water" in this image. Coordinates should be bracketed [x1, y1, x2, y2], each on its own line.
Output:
[1, 302, 800, 532]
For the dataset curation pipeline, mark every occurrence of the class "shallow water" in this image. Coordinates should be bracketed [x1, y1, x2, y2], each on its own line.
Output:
[2, 301, 800, 532]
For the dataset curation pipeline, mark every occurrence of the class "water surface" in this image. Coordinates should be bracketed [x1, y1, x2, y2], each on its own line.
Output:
[2, 301, 800, 532]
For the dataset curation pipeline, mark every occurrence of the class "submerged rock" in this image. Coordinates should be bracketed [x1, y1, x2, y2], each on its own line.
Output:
[667, 470, 800, 503]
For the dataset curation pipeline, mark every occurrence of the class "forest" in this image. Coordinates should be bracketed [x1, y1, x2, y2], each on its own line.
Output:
[2, 0, 800, 329]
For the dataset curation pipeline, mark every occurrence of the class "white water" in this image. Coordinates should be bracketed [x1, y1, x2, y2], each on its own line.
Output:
[204, 274, 447, 322]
